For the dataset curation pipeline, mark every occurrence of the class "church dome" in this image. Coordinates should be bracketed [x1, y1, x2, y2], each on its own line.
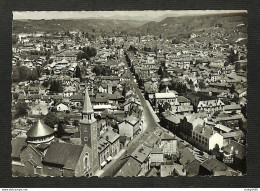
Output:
[26, 120, 55, 144]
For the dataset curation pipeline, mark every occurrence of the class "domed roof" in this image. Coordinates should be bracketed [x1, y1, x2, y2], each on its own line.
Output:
[26, 120, 55, 138]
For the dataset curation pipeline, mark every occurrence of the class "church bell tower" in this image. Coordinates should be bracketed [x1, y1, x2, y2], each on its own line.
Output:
[80, 89, 99, 172]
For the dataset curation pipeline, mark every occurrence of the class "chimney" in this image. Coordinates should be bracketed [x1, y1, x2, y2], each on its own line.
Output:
[211, 127, 215, 134]
[166, 85, 169, 93]
[230, 146, 234, 153]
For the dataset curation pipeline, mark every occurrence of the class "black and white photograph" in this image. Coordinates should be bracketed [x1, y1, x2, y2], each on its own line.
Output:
[11, 10, 247, 177]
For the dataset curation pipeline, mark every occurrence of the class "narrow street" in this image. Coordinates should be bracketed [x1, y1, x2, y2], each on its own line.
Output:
[97, 54, 161, 177]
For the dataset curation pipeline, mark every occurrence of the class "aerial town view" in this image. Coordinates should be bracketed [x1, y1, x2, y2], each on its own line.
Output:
[11, 10, 247, 177]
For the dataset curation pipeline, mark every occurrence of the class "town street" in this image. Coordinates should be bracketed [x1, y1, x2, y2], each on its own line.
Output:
[96, 53, 161, 177]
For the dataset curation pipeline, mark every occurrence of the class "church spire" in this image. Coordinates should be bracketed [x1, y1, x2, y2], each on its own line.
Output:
[82, 89, 94, 114]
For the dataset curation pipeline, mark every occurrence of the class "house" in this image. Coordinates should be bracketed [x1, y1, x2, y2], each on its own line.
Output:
[199, 158, 231, 176]
[155, 92, 177, 108]
[176, 96, 191, 106]
[184, 159, 202, 176]
[115, 157, 142, 177]
[118, 116, 140, 139]
[162, 115, 181, 134]
[56, 103, 69, 112]
[222, 130, 245, 147]
[235, 88, 247, 98]
[171, 105, 194, 115]
[123, 97, 141, 113]
[131, 145, 152, 176]
[27, 86, 40, 96]
[97, 138, 110, 169]
[192, 125, 224, 152]
[31, 104, 49, 116]
[223, 140, 246, 173]
[70, 94, 83, 108]
[149, 148, 164, 167]
[160, 163, 186, 177]
[224, 104, 241, 114]
[102, 128, 120, 158]
[197, 99, 225, 113]
[160, 132, 178, 155]
[63, 86, 77, 98]
[179, 147, 205, 166]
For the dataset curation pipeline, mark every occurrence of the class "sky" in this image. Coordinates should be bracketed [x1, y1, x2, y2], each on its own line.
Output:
[13, 10, 247, 22]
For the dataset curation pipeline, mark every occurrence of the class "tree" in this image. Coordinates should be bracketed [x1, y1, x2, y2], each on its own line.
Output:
[77, 46, 97, 60]
[18, 66, 30, 82]
[122, 86, 126, 97]
[235, 62, 240, 71]
[227, 48, 239, 64]
[14, 102, 29, 119]
[158, 66, 163, 75]
[74, 66, 82, 79]
[28, 69, 39, 81]
[48, 59, 53, 64]
[230, 84, 235, 94]
[44, 112, 59, 128]
[198, 81, 206, 89]
[42, 80, 49, 88]
[49, 80, 63, 93]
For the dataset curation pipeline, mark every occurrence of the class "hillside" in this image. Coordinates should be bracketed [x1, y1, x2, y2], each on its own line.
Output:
[129, 12, 247, 40]
[12, 19, 147, 35]
[13, 12, 247, 41]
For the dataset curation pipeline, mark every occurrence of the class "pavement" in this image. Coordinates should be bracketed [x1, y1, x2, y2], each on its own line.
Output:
[94, 149, 126, 177]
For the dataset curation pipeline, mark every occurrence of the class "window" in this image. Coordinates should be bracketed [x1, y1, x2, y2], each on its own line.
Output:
[84, 137, 88, 141]
[84, 153, 89, 170]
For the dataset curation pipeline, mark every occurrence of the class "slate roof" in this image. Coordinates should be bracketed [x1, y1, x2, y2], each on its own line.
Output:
[164, 115, 181, 124]
[177, 96, 190, 103]
[201, 158, 228, 172]
[115, 157, 141, 177]
[43, 142, 84, 170]
[222, 130, 245, 139]
[161, 132, 176, 140]
[193, 125, 215, 139]
[131, 145, 152, 164]
[11, 137, 27, 159]
[103, 129, 120, 144]
[224, 104, 241, 111]
[223, 140, 246, 160]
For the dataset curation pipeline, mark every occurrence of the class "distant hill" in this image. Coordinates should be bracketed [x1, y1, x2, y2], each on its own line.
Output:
[128, 12, 247, 39]
[13, 12, 247, 41]
[12, 19, 147, 35]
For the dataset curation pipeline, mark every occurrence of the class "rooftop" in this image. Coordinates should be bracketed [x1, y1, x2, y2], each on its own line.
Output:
[26, 120, 55, 138]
